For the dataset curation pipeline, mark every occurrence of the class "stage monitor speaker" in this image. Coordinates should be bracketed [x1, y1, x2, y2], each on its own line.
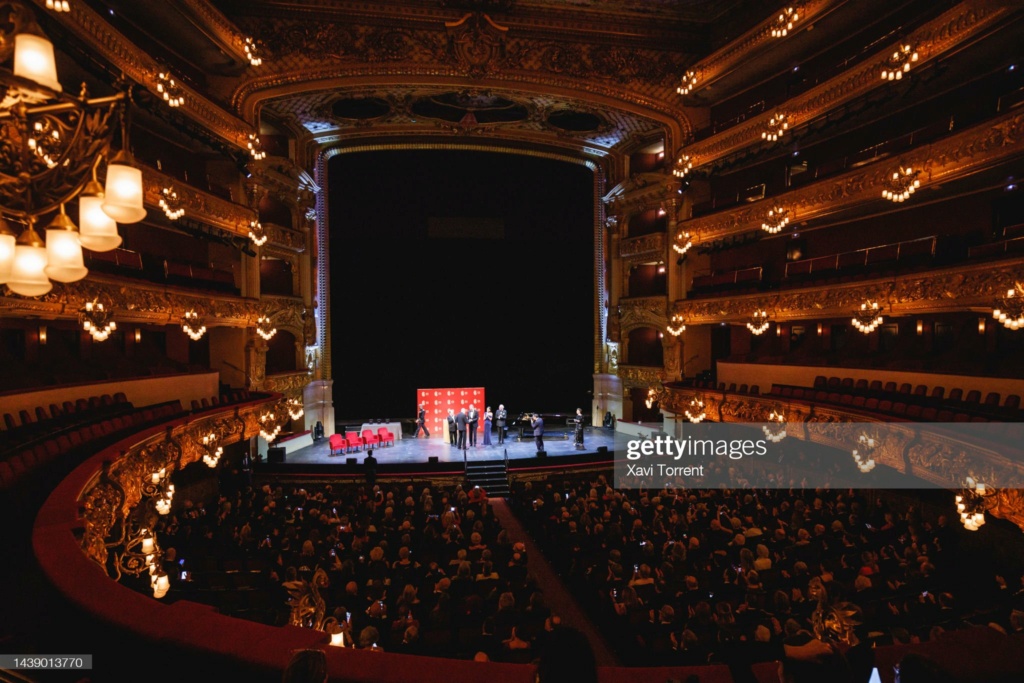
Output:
[346, 457, 357, 466]
[428, 456, 439, 464]
[267, 447, 286, 463]
[536, 450, 547, 458]
[596, 446, 609, 453]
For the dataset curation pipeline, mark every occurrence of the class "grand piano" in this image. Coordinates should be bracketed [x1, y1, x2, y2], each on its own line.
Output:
[512, 412, 587, 440]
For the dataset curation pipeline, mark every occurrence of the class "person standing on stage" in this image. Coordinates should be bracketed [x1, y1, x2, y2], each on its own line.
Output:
[447, 408, 457, 446]
[455, 408, 469, 450]
[483, 407, 493, 446]
[495, 404, 508, 445]
[530, 413, 544, 452]
[573, 408, 585, 450]
[467, 404, 479, 447]
[414, 403, 430, 438]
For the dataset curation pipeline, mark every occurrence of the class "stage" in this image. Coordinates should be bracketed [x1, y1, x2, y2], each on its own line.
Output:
[278, 426, 616, 467]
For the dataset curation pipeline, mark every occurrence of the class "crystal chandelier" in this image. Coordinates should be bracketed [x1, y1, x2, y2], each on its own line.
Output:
[852, 300, 884, 334]
[956, 477, 992, 531]
[244, 36, 264, 66]
[201, 431, 223, 468]
[771, 6, 800, 38]
[762, 406, 787, 442]
[672, 154, 692, 178]
[286, 397, 305, 420]
[256, 314, 277, 340]
[761, 206, 790, 234]
[676, 70, 697, 95]
[667, 314, 686, 336]
[181, 309, 207, 341]
[746, 310, 770, 335]
[248, 219, 267, 247]
[993, 284, 1024, 330]
[0, 4, 148, 298]
[156, 71, 184, 108]
[247, 133, 267, 160]
[159, 186, 185, 220]
[881, 166, 920, 202]
[672, 230, 692, 255]
[79, 300, 116, 341]
[851, 432, 877, 473]
[881, 44, 918, 81]
[685, 395, 706, 423]
[761, 113, 788, 141]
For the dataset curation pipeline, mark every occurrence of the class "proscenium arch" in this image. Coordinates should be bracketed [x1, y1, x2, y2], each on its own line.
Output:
[235, 74, 692, 154]
[313, 141, 606, 385]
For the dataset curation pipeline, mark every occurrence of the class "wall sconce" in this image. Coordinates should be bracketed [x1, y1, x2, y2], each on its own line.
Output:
[134, 328, 142, 343]
[817, 323, 822, 336]
[916, 320, 923, 335]
[978, 317, 986, 334]
[657, 263, 666, 274]
[38, 325, 47, 344]
[776, 325, 782, 337]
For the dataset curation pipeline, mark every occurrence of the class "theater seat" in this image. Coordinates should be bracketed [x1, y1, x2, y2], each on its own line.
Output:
[361, 429, 381, 448]
[984, 392, 1000, 407]
[329, 434, 345, 455]
[930, 386, 945, 400]
[964, 390, 981, 404]
[377, 427, 395, 446]
[948, 388, 963, 402]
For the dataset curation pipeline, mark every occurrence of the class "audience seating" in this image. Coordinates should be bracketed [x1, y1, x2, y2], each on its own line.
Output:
[377, 426, 395, 446]
[765, 374, 1023, 421]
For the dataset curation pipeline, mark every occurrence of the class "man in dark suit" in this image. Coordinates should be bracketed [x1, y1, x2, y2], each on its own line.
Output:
[413, 403, 430, 438]
[446, 408, 457, 445]
[467, 404, 479, 446]
[455, 408, 468, 450]
[530, 413, 544, 452]
[364, 449, 378, 487]
[495, 404, 508, 445]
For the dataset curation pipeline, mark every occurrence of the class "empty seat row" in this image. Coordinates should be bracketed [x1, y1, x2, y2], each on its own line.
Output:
[1, 392, 128, 434]
[0, 400, 183, 492]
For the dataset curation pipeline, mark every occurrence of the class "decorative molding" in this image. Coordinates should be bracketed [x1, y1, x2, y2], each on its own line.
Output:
[618, 363, 663, 389]
[682, 0, 834, 98]
[682, 2, 1009, 168]
[79, 397, 278, 569]
[604, 173, 678, 216]
[0, 277, 305, 330]
[619, 295, 667, 332]
[619, 232, 665, 261]
[142, 164, 254, 237]
[671, 258, 1024, 323]
[264, 370, 312, 397]
[178, 0, 252, 64]
[684, 109, 1024, 243]
[30, 0, 255, 145]
[662, 385, 1024, 531]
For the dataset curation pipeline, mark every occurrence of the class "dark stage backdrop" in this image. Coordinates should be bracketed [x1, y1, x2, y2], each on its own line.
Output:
[328, 150, 594, 421]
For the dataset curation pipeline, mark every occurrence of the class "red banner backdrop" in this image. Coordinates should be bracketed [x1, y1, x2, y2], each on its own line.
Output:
[417, 387, 485, 439]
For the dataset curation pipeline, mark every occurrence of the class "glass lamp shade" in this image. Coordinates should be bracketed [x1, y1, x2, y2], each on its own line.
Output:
[102, 159, 146, 223]
[0, 227, 15, 284]
[78, 193, 122, 251]
[7, 228, 51, 297]
[13, 33, 62, 93]
[44, 210, 87, 282]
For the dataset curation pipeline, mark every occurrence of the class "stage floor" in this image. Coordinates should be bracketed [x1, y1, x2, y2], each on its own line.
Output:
[284, 427, 616, 465]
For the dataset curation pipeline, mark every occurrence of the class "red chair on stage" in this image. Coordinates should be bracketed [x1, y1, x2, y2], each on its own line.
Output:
[361, 429, 381, 448]
[377, 426, 395, 446]
[328, 433, 346, 455]
[345, 433, 363, 452]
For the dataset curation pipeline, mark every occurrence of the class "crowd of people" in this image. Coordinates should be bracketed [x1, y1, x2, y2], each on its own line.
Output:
[512, 474, 1024, 680]
[149, 479, 570, 662]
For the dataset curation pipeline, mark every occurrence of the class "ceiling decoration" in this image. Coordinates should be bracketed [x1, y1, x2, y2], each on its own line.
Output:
[264, 86, 660, 154]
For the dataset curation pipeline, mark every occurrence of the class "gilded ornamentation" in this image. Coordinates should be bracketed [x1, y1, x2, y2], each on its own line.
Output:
[618, 364, 663, 388]
[264, 370, 312, 398]
[682, 2, 1007, 169]
[685, 109, 1024, 244]
[619, 296, 667, 332]
[620, 233, 665, 260]
[142, 164, 254, 237]
[671, 259, 1024, 323]
[77, 397, 280, 569]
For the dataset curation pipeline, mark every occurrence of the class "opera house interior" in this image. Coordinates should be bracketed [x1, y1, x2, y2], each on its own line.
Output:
[1, 0, 1024, 682]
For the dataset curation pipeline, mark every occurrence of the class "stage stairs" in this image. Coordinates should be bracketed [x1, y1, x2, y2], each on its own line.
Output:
[465, 452, 509, 497]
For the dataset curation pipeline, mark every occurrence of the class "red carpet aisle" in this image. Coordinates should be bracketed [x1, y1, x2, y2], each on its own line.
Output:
[489, 498, 619, 667]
